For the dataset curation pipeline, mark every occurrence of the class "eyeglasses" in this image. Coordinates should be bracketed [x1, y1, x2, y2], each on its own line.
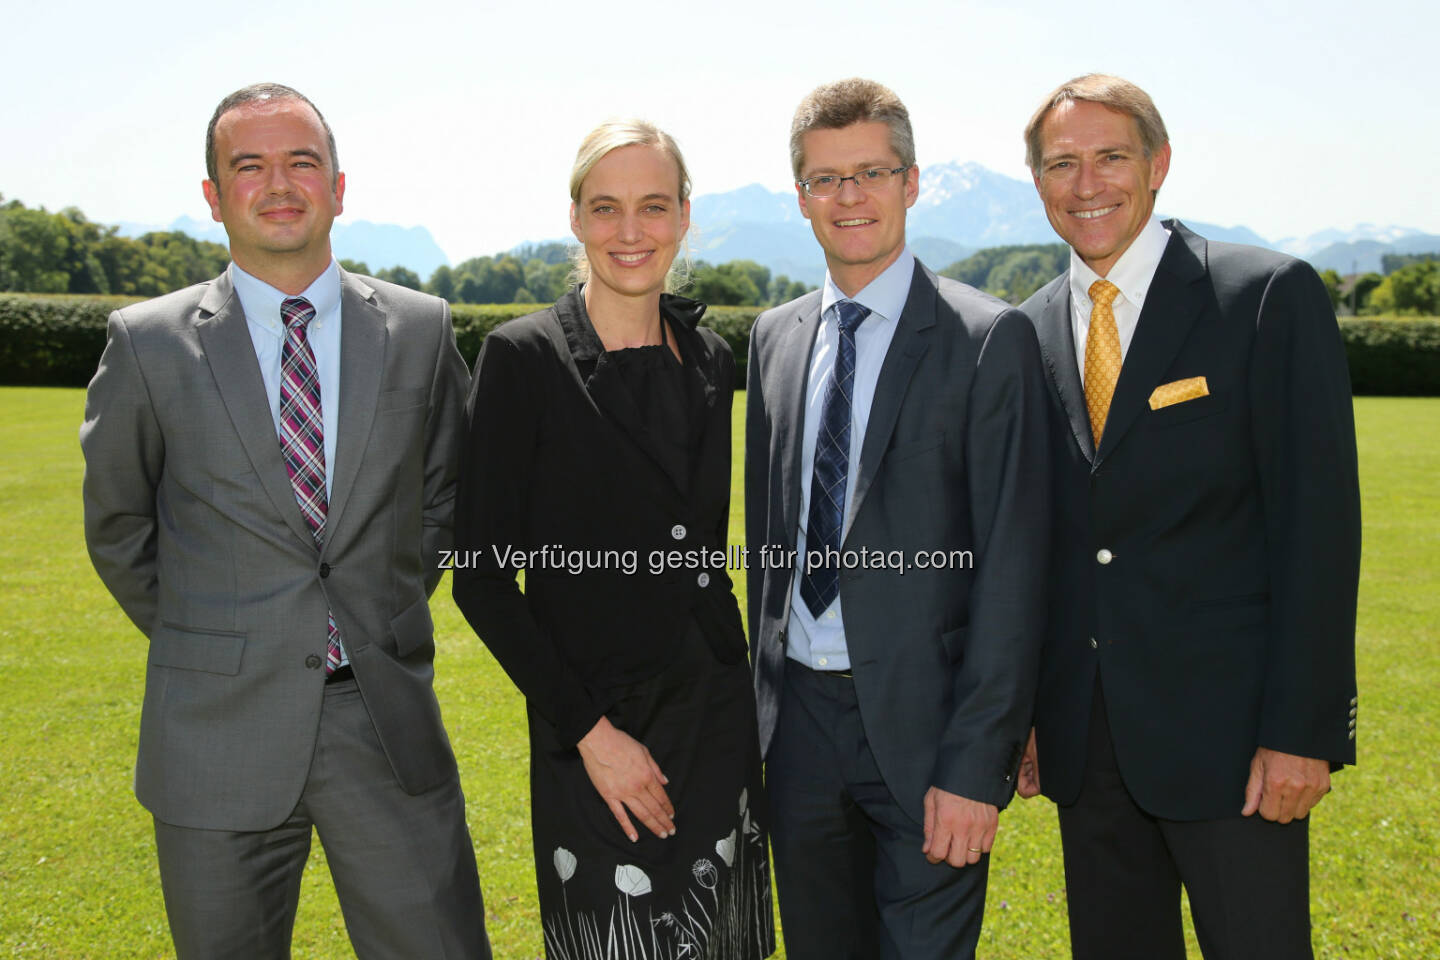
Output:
[797, 166, 910, 198]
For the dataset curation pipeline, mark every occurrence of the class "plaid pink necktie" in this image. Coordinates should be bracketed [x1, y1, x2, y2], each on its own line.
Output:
[279, 297, 343, 675]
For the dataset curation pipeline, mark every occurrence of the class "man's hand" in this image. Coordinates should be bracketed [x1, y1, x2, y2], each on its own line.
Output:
[577, 716, 675, 842]
[922, 786, 998, 867]
[1017, 728, 1041, 799]
[1241, 747, 1331, 823]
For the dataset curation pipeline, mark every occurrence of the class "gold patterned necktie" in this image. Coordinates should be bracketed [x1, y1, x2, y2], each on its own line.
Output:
[1084, 278, 1122, 445]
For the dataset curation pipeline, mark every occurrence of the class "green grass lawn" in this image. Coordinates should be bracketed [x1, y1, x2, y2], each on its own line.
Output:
[1, 388, 1435, 958]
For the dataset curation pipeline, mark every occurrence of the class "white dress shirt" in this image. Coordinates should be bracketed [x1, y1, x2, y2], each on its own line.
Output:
[1068, 217, 1171, 383]
[787, 247, 915, 671]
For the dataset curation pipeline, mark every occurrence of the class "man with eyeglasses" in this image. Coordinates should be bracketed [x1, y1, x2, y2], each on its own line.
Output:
[745, 77, 1050, 959]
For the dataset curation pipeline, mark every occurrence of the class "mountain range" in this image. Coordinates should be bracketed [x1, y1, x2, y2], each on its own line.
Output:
[121, 162, 1440, 285]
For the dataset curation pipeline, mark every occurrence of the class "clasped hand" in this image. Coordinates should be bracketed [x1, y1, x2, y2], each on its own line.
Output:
[577, 715, 675, 842]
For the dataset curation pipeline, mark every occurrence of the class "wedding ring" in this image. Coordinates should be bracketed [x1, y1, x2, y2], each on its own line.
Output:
[967, 847, 983, 853]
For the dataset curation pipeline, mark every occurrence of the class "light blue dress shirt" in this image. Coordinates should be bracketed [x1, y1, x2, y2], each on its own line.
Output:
[787, 247, 915, 671]
[231, 259, 347, 666]
[230, 260, 343, 498]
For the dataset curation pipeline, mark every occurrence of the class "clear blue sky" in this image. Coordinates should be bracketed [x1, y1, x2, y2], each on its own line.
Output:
[5, 0, 1432, 262]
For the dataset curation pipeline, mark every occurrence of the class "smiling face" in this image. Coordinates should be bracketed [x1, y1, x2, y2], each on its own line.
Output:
[1033, 99, 1170, 277]
[570, 143, 690, 305]
[202, 97, 344, 286]
[796, 121, 918, 296]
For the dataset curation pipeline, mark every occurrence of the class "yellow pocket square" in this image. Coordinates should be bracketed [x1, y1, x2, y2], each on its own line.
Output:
[1149, 376, 1209, 410]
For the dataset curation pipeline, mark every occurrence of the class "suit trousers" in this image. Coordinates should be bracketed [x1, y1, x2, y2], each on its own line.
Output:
[768, 662, 988, 960]
[1057, 680, 1312, 960]
[153, 678, 490, 960]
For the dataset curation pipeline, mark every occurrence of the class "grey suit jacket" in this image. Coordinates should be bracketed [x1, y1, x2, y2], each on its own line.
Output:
[744, 260, 1050, 819]
[81, 268, 470, 831]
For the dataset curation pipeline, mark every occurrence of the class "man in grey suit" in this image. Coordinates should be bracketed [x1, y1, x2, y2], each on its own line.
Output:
[80, 83, 489, 959]
[745, 78, 1050, 959]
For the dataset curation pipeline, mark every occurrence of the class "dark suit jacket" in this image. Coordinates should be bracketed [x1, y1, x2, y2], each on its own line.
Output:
[451, 288, 746, 749]
[1021, 221, 1361, 820]
[80, 269, 470, 831]
[745, 261, 1050, 818]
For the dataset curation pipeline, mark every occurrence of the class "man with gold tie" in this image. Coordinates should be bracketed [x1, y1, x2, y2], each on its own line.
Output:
[1016, 74, 1361, 960]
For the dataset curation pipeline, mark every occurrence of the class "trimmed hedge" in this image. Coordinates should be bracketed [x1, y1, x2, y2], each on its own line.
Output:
[0, 294, 141, 387]
[1340, 318, 1440, 396]
[5, 292, 1438, 395]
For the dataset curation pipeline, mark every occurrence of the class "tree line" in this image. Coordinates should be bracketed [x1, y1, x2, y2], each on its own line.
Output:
[1318, 254, 1440, 316]
[342, 242, 813, 308]
[6, 193, 1435, 314]
[0, 195, 229, 297]
[931, 238, 1440, 315]
[0, 196, 815, 307]
[939, 243, 1069, 303]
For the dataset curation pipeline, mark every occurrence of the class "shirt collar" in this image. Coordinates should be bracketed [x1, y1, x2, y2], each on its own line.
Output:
[821, 246, 915, 325]
[230, 259, 343, 335]
[1069, 216, 1170, 309]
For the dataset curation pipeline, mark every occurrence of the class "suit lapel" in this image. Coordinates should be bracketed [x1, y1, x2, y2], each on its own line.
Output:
[774, 298, 823, 543]
[324, 273, 387, 544]
[849, 262, 935, 521]
[1095, 223, 1208, 464]
[195, 274, 318, 550]
[1031, 273, 1095, 463]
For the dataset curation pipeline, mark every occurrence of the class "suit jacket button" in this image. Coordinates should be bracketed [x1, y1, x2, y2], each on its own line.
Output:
[1096, 548, 1114, 565]
[1089, 637, 1098, 649]
[305, 654, 322, 669]
[1349, 706, 1357, 718]
[671, 524, 687, 541]
[697, 572, 710, 588]
[319, 562, 330, 578]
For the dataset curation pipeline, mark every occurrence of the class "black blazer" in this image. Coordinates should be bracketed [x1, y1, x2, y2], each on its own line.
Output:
[452, 287, 745, 748]
[1021, 221, 1361, 820]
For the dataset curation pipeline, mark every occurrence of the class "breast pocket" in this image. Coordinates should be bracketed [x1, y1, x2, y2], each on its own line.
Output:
[1148, 393, 1228, 427]
[377, 387, 427, 415]
[885, 433, 945, 465]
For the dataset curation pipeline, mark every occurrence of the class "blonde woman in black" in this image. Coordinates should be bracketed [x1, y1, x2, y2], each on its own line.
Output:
[452, 119, 775, 960]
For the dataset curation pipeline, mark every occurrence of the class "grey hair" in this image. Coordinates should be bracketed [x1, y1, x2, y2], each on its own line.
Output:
[1024, 74, 1168, 177]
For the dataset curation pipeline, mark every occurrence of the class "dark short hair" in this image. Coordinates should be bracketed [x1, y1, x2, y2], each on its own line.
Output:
[205, 83, 338, 187]
[1024, 74, 1168, 177]
[789, 78, 915, 180]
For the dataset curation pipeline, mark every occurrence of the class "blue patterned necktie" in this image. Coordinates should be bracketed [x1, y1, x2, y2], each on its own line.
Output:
[800, 300, 871, 618]
[279, 297, 343, 675]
